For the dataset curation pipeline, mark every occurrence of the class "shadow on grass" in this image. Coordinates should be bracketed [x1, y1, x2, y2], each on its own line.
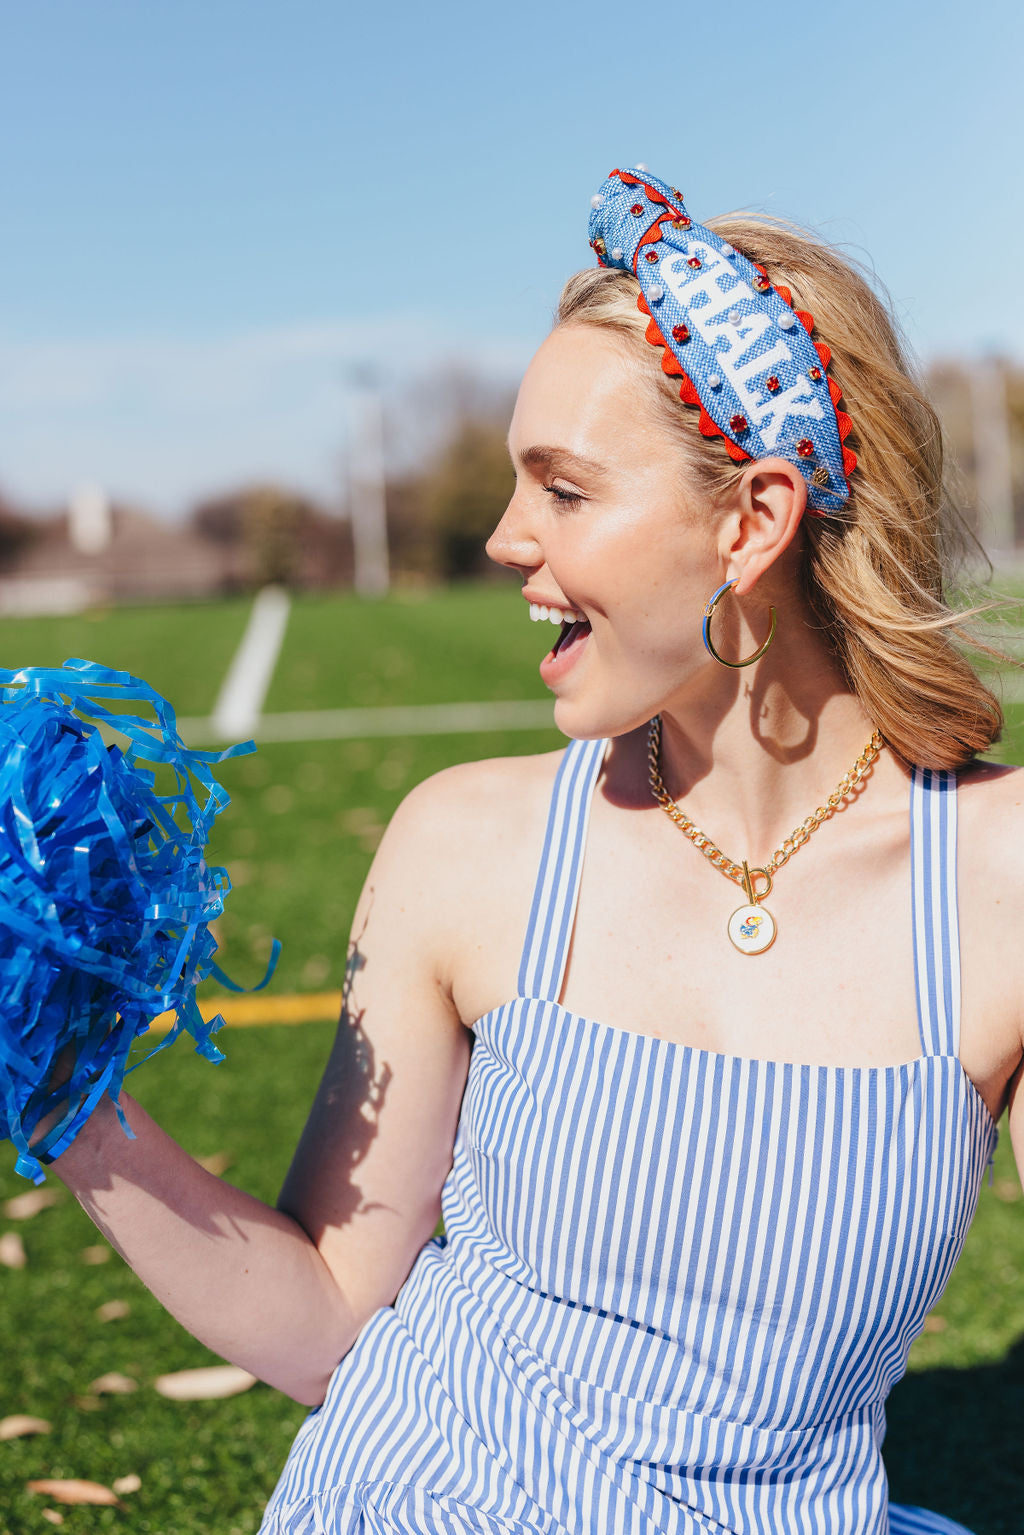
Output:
[884, 1334, 1024, 1535]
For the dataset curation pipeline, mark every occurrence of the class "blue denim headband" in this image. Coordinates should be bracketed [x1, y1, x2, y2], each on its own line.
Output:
[587, 166, 856, 515]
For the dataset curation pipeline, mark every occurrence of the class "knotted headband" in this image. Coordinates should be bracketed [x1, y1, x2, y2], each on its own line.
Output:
[587, 167, 857, 515]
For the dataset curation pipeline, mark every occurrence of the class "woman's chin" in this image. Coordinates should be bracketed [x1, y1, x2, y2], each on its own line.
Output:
[550, 692, 658, 744]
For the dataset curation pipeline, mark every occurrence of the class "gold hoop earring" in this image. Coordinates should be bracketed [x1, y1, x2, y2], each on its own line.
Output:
[702, 578, 777, 669]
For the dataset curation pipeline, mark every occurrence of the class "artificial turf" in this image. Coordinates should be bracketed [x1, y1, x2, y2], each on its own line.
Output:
[1, 584, 1022, 1532]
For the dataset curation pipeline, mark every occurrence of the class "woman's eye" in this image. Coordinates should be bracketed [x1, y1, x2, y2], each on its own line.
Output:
[544, 484, 584, 510]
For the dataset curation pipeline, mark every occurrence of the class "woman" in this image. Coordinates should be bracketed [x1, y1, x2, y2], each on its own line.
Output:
[52, 167, 1023, 1534]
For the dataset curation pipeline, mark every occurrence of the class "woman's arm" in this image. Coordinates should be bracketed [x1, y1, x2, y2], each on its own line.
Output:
[53, 1093, 358, 1405]
[1008, 1058, 1024, 1191]
[49, 770, 474, 1406]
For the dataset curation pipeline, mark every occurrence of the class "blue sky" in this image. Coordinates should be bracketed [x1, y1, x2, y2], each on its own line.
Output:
[2, 0, 1021, 516]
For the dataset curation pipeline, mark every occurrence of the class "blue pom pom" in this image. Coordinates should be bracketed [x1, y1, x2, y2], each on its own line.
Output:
[0, 658, 278, 1181]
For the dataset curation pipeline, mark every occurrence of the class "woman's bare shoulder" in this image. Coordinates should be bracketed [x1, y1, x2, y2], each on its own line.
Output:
[359, 747, 569, 1008]
[957, 756, 1024, 955]
[405, 745, 566, 811]
[380, 745, 568, 880]
[957, 755, 1024, 841]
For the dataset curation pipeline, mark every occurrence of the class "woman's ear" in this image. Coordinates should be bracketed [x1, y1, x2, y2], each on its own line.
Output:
[718, 457, 809, 597]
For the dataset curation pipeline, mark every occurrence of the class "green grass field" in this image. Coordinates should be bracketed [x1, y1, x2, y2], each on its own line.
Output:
[1, 585, 1022, 1533]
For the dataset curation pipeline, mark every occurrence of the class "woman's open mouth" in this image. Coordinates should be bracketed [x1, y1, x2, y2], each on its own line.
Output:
[551, 616, 590, 657]
[532, 608, 592, 686]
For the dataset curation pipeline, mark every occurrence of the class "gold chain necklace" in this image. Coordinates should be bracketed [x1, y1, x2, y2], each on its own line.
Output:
[646, 716, 884, 955]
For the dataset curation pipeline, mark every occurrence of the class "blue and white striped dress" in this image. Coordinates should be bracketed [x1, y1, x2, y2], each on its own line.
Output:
[261, 737, 997, 1534]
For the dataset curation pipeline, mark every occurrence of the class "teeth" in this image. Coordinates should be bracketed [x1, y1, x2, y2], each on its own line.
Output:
[528, 603, 583, 625]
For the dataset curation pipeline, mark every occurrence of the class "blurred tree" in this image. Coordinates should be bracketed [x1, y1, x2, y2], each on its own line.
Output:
[378, 472, 431, 580]
[927, 360, 1024, 550]
[422, 417, 514, 580]
[1006, 366, 1024, 545]
[191, 484, 351, 590]
[0, 493, 41, 569]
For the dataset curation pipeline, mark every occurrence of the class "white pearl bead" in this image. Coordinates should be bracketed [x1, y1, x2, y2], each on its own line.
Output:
[708, 373, 722, 389]
[778, 312, 796, 330]
[590, 194, 604, 208]
[728, 309, 742, 326]
[648, 284, 664, 302]
[635, 162, 648, 171]
[611, 247, 624, 261]
[720, 243, 735, 257]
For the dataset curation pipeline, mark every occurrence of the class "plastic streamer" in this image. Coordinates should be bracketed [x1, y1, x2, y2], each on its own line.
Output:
[0, 658, 280, 1182]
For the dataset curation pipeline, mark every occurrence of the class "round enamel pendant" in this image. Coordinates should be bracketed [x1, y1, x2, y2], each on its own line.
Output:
[728, 903, 776, 955]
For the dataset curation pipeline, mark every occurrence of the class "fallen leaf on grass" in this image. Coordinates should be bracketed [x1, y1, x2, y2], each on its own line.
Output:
[0, 1414, 51, 1439]
[41, 1509, 64, 1525]
[3, 1188, 61, 1220]
[95, 1299, 131, 1322]
[153, 1364, 257, 1400]
[72, 1395, 101, 1412]
[112, 1474, 141, 1495]
[88, 1372, 138, 1395]
[0, 1230, 26, 1268]
[196, 1151, 233, 1176]
[26, 1479, 120, 1506]
[80, 1244, 111, 1266]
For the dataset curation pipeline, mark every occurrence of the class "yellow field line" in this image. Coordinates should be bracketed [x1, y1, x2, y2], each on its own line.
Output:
[148, 992, 341, 1031]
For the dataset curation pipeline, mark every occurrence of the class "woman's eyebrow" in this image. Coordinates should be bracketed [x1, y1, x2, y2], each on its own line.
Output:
[510, 443, 608, 479]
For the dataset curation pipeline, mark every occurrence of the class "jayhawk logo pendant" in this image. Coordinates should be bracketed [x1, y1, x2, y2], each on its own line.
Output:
[727, 862, 777, 955]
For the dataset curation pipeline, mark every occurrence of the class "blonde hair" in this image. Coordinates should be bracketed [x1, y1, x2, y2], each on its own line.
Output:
[556, 217, 1005, 770]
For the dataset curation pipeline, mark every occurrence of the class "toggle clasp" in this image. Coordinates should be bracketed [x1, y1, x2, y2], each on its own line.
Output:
[741, 861, 773, 906]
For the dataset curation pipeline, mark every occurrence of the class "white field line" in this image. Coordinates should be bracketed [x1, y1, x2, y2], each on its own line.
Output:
[181, 669, 1024, 751]
[210, 586, 291, 739]
[180, 698, 555, 746]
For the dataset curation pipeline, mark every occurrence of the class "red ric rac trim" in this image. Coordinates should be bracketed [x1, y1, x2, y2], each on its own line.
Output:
[609, 169, 684, 265]
[637, 291, 751, 464]
[757, 270, 814, 337]
[611, 168, 682, 216]
[635, 221, 669, 270]
[754, 269, 857, 482]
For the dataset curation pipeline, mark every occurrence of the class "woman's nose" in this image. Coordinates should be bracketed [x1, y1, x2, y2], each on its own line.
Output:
[485, 493, 542, 576]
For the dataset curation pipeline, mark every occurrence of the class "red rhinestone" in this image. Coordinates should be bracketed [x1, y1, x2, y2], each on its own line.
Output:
[671, 324, 690, 343]
[752, 273, 770, 292]
[591, 237, 607, 256]
[687, 256, 702, 269]
[808, 365, 823, 381]
[644, 249, 659, 262]
[630, 202, 645, 216]
[730, 414, 749, 434]
[796, 438, 815, 458]
[765, 375, 780, 393]
[671, 216, 691, 230]
[671, 187, 684, 200]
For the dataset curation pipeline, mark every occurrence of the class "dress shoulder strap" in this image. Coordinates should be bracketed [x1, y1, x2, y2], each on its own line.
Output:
[910, 766, 961, 1057]
[517, 736, 607, 1003]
